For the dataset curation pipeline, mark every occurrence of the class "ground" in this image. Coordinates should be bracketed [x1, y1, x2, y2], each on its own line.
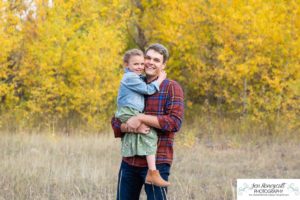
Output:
[0, 133, 299, 200]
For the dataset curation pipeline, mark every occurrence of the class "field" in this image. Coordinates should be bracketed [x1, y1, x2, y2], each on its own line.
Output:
[0, 132, 299, 200]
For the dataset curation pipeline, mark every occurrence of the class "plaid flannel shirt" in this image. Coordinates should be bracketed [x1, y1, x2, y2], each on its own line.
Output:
[111, 79, 184, 167]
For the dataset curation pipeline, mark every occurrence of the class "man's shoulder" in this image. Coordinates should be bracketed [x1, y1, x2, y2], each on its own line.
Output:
[163, 79, 183, 90]
[162, 79, 184, 100]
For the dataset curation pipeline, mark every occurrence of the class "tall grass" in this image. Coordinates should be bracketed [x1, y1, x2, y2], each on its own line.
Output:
[0, 126, 299, 199]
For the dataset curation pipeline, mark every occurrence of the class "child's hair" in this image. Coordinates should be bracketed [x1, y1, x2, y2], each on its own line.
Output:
[123, 49, 144, 64]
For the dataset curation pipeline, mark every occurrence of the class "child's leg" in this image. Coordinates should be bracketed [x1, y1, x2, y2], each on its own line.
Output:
[146, 154, 156, 170]
[145, 155, 170, 187]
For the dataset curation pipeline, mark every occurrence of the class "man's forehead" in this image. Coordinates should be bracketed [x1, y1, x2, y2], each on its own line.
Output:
[145, 49, 163, 59]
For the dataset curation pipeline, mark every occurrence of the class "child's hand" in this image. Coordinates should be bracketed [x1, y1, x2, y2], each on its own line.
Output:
[157, 70, 167, 83]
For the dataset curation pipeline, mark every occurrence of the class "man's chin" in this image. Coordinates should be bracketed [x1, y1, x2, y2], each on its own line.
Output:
[145, 74, 158, 80]
[145, 70, 156, 76]
[145, 73, 156, 77]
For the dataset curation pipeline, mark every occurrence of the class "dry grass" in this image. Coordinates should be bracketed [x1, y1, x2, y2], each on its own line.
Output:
[0, 132, 299, 200]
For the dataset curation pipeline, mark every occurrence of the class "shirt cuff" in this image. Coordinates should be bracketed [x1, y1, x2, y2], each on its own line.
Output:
[157, 115, 167, 132]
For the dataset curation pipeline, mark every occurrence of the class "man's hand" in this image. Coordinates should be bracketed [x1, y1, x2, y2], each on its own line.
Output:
[126, 115, 142, 132]
[136, 123, 150, 134]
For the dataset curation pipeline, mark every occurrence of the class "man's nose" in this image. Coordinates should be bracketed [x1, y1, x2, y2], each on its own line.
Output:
[148, 59, 154, 65]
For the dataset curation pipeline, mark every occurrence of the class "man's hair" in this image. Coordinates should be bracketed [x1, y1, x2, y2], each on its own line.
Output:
[123, 49, 144, 63]
[145, 43, 169, 63]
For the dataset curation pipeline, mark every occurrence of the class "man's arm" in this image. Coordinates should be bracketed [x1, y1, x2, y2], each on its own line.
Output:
[126, 114, 160, 132]
[111, 117, 126, 138]
[156, 81, 184, 132]
[111, 116, 151, 137]
[126, 81, 184, 133]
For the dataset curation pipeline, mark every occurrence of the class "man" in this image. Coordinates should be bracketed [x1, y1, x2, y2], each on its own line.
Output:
[111, 43, 184, 200]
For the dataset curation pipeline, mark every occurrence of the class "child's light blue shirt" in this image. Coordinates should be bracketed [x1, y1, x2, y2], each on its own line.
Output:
[117, 68, 160, 112]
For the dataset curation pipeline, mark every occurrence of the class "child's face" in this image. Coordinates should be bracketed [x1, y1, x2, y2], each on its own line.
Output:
[125, 55, 145, 75]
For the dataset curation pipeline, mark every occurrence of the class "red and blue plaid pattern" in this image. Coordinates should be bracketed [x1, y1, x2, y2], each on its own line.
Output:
[111, 79, 184, 167]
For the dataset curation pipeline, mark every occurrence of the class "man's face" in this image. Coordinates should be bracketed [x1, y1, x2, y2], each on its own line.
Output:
[144, 49, 166, 77]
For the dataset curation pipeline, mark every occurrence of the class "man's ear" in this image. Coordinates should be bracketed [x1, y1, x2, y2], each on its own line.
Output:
[162, 63, 166, 69]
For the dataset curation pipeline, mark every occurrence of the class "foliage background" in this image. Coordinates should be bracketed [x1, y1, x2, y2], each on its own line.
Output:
[0, 0, 299, 134]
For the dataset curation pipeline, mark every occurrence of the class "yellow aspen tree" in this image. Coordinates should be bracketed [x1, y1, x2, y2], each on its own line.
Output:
[0, 1, 26, 130]
[8, 0, 128, 132]
[133, 0, 300, 127]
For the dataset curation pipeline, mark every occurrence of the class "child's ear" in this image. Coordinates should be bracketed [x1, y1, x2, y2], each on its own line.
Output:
[123, 62, 128, 67]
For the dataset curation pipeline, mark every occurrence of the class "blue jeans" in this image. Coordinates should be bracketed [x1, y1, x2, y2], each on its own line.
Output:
[117, 161, 171, 200]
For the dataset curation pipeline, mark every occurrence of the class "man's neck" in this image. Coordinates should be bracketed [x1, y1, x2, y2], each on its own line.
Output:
[146, 75, 158, 83]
